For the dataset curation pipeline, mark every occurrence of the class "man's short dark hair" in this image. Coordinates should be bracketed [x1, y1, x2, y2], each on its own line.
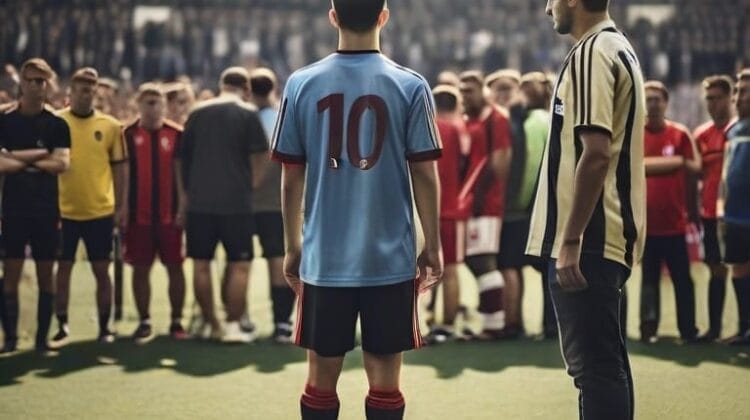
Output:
[220, 67, 250, 89]
[702, 75, 734, 96]
[644, 80, 669, 101]
[432, 85, 460, 113]
[459, 71, 485, 87]
[333, 0, 386, 33]
[581, 0, 609, 12]
[250, 68, 277, 97]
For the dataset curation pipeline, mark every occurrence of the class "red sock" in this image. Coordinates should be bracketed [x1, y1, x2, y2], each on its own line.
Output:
[301, 384, 339, 420]
[365, 389, 406, 413]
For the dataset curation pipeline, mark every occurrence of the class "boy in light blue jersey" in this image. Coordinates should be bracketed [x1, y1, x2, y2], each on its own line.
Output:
[272, 1, 443, 419]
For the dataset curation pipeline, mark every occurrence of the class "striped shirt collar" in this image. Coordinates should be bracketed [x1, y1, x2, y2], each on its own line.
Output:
[575, 19, 617, 46]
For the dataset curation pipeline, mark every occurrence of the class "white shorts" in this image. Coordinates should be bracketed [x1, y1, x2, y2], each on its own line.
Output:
[465, 216, 502, 257]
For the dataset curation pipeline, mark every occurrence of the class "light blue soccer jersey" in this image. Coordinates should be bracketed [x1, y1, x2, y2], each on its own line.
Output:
[272, 51, 442, 287]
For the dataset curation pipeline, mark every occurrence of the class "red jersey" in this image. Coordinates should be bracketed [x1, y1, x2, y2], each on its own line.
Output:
[436, 117, 469, 219]
[465, 106, 512, 217]
[645, 120, 694, 236]
[124, 119, 183, 225]
[694, 120, 729, 219]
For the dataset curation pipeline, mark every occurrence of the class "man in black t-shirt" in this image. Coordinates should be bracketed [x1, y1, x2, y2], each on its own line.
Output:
[177, 67, 268, 343]
[0, 58, 70, 355]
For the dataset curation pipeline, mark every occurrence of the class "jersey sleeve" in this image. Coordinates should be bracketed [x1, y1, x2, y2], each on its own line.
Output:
[573, 43, 616, 137]
[54, 117, 71, 149]
[109, 123, 128, 163]
[271, 81, 305, 164]
[405, 81, 442, 162]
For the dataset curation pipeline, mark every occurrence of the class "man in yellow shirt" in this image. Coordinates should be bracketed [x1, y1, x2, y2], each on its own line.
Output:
[50, 68, 128, 347]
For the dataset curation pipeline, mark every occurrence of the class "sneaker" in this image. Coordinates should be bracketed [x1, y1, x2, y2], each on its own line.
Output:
[169, 323, 190, 340]
[239, 313, 256, 334]
[222, 321, 255, 344]
[132, 322, 155, 345]
[725, 330, 750, 346]
[35, 341, 59, 357]
[199, 323, 223, 341]
[640, 321, 658, 344]
[0, 339, 17, 356]
[272, 322, 293, 344]
[423, 326, 455, 345]
[98, 330, 116, 344]
[696, 331, 720, 343]
[49, 325, 71, 349]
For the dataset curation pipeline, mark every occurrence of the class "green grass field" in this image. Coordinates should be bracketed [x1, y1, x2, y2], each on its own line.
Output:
[1, 253, 749, 419]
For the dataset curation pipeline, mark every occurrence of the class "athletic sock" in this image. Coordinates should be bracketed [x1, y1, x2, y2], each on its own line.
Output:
[300, 384, 340, 420]
[733, 276, 750, 333]
[3, 293, 19, 341]
[271, 286, 296, 324]
[477, 270, 505, 331]
[708, 275, 726, 334]
[365, 389, 405, 420]
[36, 292, 54, 347]
[98, 304, 112, 334]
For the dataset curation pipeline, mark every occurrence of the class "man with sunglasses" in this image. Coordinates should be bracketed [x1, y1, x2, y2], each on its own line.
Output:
[0, 58, 70, 354]
[122, 83, 188, 344]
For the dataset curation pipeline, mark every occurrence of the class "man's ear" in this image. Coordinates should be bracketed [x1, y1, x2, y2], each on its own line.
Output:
[376, 8, 390, 29]
[329, 8, 340, 30]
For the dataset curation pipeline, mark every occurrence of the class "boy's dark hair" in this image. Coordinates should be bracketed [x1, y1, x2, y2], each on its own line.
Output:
[432, 85, 460, 113]
[333, 0, 386, 33]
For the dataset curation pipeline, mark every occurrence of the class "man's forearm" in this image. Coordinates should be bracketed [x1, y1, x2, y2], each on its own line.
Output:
[562, 153, 610, 241]
[281, 164, 306, 253]
[644, 156, 683, 176]
[0, 155, 27, 173]
[33, 157, 68, 174]
[9, 149, 50, 163]
[410, 161, 441, 251]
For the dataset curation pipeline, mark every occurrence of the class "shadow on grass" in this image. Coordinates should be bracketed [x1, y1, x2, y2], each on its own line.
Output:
[627, 336, 750, 369]
[0, 336, 306, 386]
[1, 336, 748, 387]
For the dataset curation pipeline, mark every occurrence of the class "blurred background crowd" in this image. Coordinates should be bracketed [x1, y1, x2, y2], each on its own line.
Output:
[1, 0, 749, 128]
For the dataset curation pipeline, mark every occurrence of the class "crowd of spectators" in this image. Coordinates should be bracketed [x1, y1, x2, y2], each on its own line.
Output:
[0, 0, 747, 127]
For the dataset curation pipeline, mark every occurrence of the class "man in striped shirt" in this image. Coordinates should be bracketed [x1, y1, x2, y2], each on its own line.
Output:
[527, 1, 646, 418]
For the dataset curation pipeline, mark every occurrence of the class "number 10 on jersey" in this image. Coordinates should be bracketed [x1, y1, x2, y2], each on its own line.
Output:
[317, 93, 389, 170]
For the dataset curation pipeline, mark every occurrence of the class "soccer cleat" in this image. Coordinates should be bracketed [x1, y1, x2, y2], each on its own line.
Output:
[199, 323, 223, 341]
[132, 322, 155, 345]
[0, 339, 18, 356]
[35, 341, 60, 357]
[423, 326, 456, 345]
[169, 323, 190, 340]
[222, 321, 255, 344]
[239, 313, 256, 334]
[272, 322, 293, 344]
[725, 330, 750, 346]
[696, 330, 720, 343]
[49, 325, 71, 349]
[98, 330, 116, 344]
